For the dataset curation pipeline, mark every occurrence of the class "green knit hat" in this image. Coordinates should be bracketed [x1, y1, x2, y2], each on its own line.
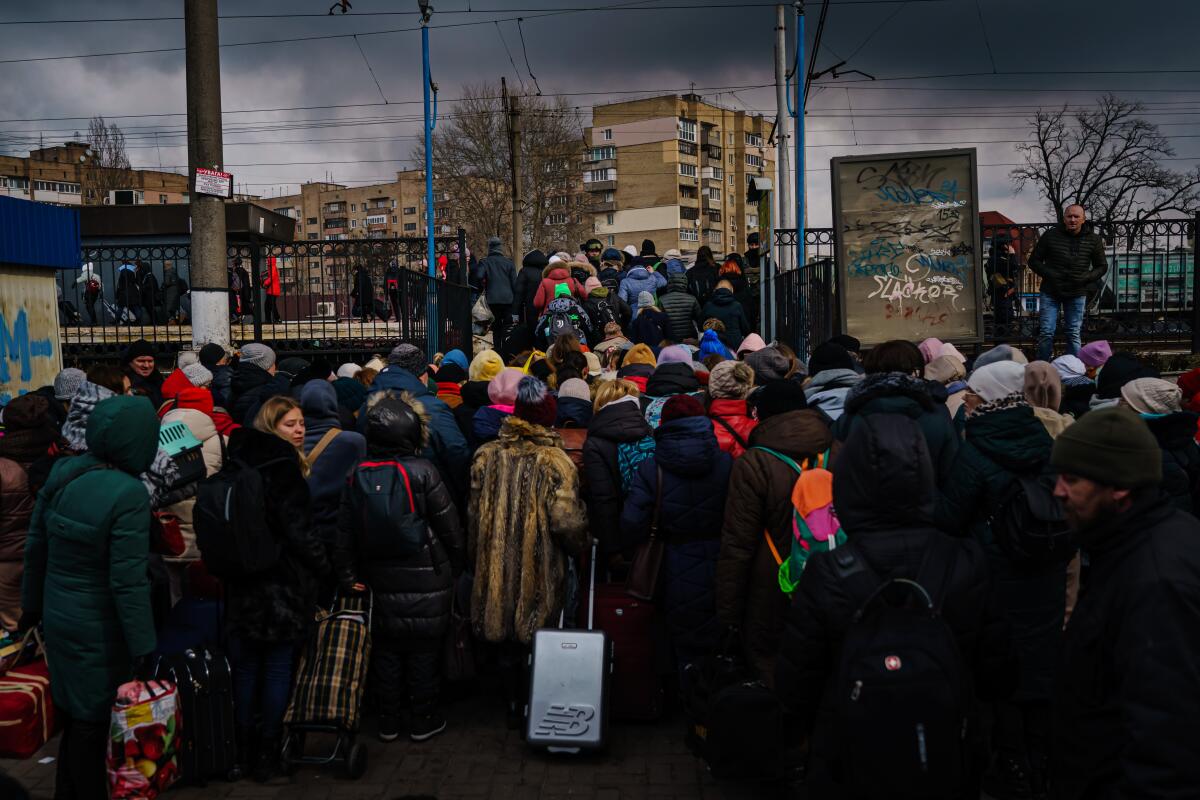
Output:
[1051, 407, 1162, 488]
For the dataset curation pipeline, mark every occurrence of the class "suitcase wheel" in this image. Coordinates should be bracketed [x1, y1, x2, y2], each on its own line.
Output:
[342, 739, 368, 780]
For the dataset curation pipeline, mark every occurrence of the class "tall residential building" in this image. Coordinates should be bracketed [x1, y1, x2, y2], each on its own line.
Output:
[584, 94, 775, 257]
[0, 141, 189, 206]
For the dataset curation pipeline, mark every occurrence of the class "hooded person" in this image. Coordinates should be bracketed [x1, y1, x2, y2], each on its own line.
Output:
[583, 379, 653, 554]
[1177, 368, 1200, 416]
[334, 390, 465, 743]
[775, 413, 1015, 797]
[593, 322, 632, 355]
[735, 333, 767, 359]
[707, 360, 758, 457]
[919, 337, 946, 364]
[1120, 377, 1200, 513]
[1025, 361, 1073, 438]
[597, 248, 625, 288]
[805, 342, 863, 421]
[476, 236, 518, 343]
[974, 343, 1029, 370]
[617, 259, 667, 311]
[616, 343, 657, 392]
[659, 262, 703, 342]
[630, 291, 670, 346]
[175, 386, 239, 436]
[513, 249, 550, 326]
[472, 367, 524, 446]
[21, 396, 163, 800]
[701, 280, 753, 350]
[568, 259, 597, 288]
[687, 246, 721, 306]
[554, 377, 593, 428]
[300, 381, 368, 568]
[582, 277, 631, 345]
[925, 354, 969, 421]
[364, 343, 471, 504]
[744, 347, 792, 386]
[0, 394, 60, 471]
[229, 343, 290, 426]
[620, 394, 732, 672]
[533, 256, 586, 315]
[121, 339, 164, 408]
[1052, 354, 1098, 419]
[1095, 351, 1159, 403]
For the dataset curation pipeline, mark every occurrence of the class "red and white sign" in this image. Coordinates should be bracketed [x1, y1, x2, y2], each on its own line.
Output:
[194, 167, 233, 198]
[884, 655, 902, 672]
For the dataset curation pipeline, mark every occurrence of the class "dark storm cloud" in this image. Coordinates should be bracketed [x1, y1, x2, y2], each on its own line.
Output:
[1, 0, 1197, 223]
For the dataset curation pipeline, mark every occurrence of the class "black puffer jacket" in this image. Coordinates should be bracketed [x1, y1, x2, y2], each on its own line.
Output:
[1052, 490, 1200, 799]
[659, 275, 703, 342]
[700, 288, 752, 350]
[775, 413, 1015, 798]
[223, 428, 330, 644]
[1028, 223, 1108, 300]
[513, 250, 548, 326]
[1143, 411, 1200, 513]
[228, 361, 290, 426]
[582, 399, 652, 553]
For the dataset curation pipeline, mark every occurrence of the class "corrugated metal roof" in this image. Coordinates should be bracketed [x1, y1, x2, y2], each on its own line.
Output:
[0, 195, 81, 270]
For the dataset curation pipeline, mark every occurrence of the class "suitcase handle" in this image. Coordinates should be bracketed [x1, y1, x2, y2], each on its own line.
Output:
[587, 538, 597, 632]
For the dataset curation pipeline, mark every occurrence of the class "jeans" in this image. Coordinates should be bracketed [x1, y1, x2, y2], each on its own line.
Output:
[1036, 293, 1085, 362]
[229, 636, 295, 738]
[55, 713, 108, 800]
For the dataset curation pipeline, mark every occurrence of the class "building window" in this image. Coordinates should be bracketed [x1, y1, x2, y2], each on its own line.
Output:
[160, 194, 168, 204]
[680, 228, 699, 242]
[603, 128, 613, 141]
[728, 154, 735, 166]
[708, 188, 721, 202]
[350, 219, 358, 229]
[745, 132, 763, 148]
[747, 213, 759, 228]
[550, 195, 569, 207]
[679, 141, 698, 157]
[34, 180, 81, 193]
[729, 175, 735, 186]
[679, 163, 697, 178]
[607, 235, 615, 246]
[746, 154, 763, 168]
[350, 203, 357, 212]
[680, 185, 698, 199]
[392, 215, 398, 223]
[307, 217, 317, 225]
[392, 199, 397, 208]
[404, 222, 417, 232]
[327, 203, 341, 212]
[728, 132, 734, 145]
[681, 206, 700, 221]
[404, 206, 416, 215]
[587, 146, 616, 162]
[603, 191, 614, 202]
[585, 168, 615, 183]
[546, 213, 568, 225]
[678, 119, 697, 143]
[307, 233, 318, 240]
[606, 213, 614, 225]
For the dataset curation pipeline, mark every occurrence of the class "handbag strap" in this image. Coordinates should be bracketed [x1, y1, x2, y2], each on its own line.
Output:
[649, 465, 663, 538]
[305, 427, 342, 467]
[763, 529, 785, 567]
[712, 414, 750, 450]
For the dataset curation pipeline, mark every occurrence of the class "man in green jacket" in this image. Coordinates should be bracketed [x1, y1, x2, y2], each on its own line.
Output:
[1028, 204, 1108, 362]
[21, 395, 159, 800]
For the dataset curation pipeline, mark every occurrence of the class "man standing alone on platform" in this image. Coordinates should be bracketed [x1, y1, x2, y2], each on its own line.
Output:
[1029, 204, 1108, 362]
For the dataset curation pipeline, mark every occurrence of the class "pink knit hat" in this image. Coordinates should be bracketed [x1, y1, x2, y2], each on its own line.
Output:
[584, 276, 602, 293]
[736, 333, 767, 356]
[488, 367, 526, 406]
[1078, 340, 1113, 368]
[919, 337, 944, 364]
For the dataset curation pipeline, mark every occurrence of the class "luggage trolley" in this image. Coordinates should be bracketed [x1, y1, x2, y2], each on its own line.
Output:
[281, 592, 372, 779]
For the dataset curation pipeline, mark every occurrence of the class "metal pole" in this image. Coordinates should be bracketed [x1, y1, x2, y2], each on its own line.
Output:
[184, 0, 229, 350]
[774, 5, 792, 253]
[794, 1, 805, 269]
[505, 78, 524, 264]
[1192, 212, 1200, 354]
[421, 12, 436, 278]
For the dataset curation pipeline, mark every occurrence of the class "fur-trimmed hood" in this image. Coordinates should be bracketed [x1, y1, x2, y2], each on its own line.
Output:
[844, 371, 936, 414]
[364, 389, 431, 455]
[542, 264, 574, 280]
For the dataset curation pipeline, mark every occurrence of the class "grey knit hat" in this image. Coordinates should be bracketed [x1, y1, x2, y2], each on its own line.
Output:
[53, 368, 86, 401]
[239, 342, 276, 371]
[182, 363, 214, 388]
[387, 343, 428, 376]
[637, 291, 655, 309]
[744, 346, 791, 384]
[1051, 406, 1162, 488]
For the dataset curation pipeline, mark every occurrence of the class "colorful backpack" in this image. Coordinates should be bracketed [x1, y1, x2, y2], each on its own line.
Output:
[616, 435, 656, 495]
[753, 447, 845, 594]
[643, 391, 704, 430]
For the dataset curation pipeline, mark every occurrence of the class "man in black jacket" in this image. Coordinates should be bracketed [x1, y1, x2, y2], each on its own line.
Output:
[1028, 205, 1107, 362]
[1049, 407, 1200, 799]
[513, 249, 548, 327]
[477, 236, 517, 349]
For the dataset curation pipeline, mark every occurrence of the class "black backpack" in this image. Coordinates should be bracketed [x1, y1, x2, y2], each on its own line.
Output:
[194, 456, 288, 580]
[591, 297, 618, 329]
[822, 543, 971, 797]
[990, 471, 1073, 562]
[350, 460, 433, 560]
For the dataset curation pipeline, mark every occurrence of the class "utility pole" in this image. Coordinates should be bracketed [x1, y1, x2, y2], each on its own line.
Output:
[419, 0, 436, 277]
[184, 0, 229, 349]
[794, 1, 806, 268]
[503, 77, 524, 263]
[774, 4, 793, 270]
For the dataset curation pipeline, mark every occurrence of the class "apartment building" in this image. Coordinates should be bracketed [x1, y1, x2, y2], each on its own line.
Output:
[0, 141, 189, 206]
[584, 94, 774, 256]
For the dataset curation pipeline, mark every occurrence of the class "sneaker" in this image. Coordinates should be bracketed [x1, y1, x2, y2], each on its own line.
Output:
[409, 713, 447, 742]
[377, 716, 400, 743]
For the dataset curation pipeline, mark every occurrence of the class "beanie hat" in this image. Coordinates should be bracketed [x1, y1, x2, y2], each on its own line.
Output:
[176, 350, 199, 369]
[1096, 352, 1158, 399]
[624, 344, 657, 368]
[1024, 361, 1062, 411]
[660, 394, 706, 424]
[641, 239, 656, 256]
[602, 247, 622, 262]
[1052, 354, 1088, 383]
[121, 338, 156, 364]
[828, 334, 861, 355]
[522, 249, 550, 269]
[434, 362, 467, 384]
[1078, 340, 1113, 368]
[487, 235, 503, 249]
[514, 376, 558, 428]
[442, 349, 469, 373]
[736, 333, 767, 356]
[584, 277, 602, 294]
[278, 357, 309, 377]
[708, 360, 755, 400]
[469, 349, 504, 382]
[1051, 407, 1162, 488]
[918, 337, 944, 364]
[336, 362, 362, 379]
[173, 386, 215, 417]
[747, 231, 761, 246]
[1121, 377, 1183, 415]
[745, 347, 791, 384]
[54, 367, 86, 401]
[637, 291, 655, 309]
[555, 283, 573, 299]
[387, 343, 428, 376]
[182, 363, 213, 388]
[753, 379, 809, 420]
[967, 361, 1027, 403]
[940, 343, 967, 364]
[924, 354, 966, 385]
[488, 367, 526, 405]
[333, 376, 368, 412]
[557, 377, 591, 403]
[698, 329, 732, 362]
[1, 394, 50, 430]
[808, 342, 854, 375]
[239, 342, 276, 371]
[583, 351, 602, 377]
[198, 343, 227, 369]
[973, 343, 1028, 369]
[657, 344, 694, 366]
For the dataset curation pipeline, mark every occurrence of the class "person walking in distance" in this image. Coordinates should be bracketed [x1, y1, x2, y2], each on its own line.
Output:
[1028, 205, 1108, 362]
[477, 237, 518, 351]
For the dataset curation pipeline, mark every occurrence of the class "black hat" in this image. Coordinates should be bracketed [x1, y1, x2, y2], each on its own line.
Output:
[753, 380, 808, 420]
[1096, 352, 1159, 400]
[1051, 407, 1162, 488]
[198, 343, 226, 369]
[808, 342, 855, 375]
[584, 238, 603, 251]
[747, 232, 761, 246]
[523, 249, 549, 269]
[828, 334, 862, 355]
[121, 339, 155, 364]
[434, 362, 467, 383]
[641, 239, 656, 256]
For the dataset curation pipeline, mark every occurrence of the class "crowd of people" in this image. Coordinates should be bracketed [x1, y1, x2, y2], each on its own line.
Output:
[3, 236, 1200, 799]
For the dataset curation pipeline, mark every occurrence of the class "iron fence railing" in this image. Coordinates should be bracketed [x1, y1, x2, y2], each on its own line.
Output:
[58, 232, 472, 362]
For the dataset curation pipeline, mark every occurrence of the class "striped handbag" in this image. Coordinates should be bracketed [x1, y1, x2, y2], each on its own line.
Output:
[284, 594, 372, 731]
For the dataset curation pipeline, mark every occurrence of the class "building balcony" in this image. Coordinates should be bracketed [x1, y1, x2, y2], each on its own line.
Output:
[593, 200, 616, 212]
[583, 157, 616, 170]
[585, 180, 617, 193]
[703, 178, 723, 190]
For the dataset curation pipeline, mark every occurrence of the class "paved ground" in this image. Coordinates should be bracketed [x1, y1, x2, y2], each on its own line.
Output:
[1, 692, 778, 800]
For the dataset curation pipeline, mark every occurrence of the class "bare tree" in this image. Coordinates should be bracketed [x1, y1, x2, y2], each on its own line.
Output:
[1012, 95, 1200, 224]
[413, 82, 593, 256]
[83, 116, 132, 205]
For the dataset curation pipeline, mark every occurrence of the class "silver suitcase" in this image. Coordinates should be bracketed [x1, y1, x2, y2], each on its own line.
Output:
[526, 541, 610, 753]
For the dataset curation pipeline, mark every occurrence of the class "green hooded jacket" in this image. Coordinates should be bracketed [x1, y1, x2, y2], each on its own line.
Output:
[22, 395, 159, 722]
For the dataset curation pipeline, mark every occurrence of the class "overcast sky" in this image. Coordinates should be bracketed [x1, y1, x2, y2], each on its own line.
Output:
[1, 0, 1197, 228]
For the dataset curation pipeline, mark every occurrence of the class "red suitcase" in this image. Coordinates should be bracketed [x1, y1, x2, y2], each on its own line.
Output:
[0, 660, 57, 759]
[585, 584, 664, 722]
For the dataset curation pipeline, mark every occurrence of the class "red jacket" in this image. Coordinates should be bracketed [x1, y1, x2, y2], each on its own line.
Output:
[533, 266, 585, 314]
[709, 399, 758, 458]
[160, 368, 193, 406]
[261, 257, 281, 297]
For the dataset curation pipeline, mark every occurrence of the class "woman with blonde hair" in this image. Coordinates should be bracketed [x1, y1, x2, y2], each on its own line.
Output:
[228, 394, 329, 781]
[582, 379, 651, 553]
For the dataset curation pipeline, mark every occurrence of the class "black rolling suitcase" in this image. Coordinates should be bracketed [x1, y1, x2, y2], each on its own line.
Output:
[154, 648, 240, 785]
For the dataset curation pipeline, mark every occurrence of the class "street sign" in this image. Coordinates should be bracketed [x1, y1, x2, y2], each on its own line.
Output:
[194, 167, 233, 199]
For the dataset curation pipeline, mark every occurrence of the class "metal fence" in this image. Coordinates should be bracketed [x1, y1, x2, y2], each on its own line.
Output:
[772, 216, 1199, 356]
[58, 233, 473, 363]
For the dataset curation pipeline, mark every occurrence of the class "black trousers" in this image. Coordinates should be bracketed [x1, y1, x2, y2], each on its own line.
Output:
[489, 303, 512, 352]
[372, 636, 440, 719]
[264, 295, 281, 322]
[55, 713, 108, 800]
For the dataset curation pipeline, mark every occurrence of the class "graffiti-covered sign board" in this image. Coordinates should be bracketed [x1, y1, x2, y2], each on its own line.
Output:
[831, 149, 982, 346]
[0, 265, 62, 405]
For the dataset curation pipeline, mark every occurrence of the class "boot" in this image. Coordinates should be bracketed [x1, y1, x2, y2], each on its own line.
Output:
[234, 726, 256, 781]
[253, 736, 280, 784]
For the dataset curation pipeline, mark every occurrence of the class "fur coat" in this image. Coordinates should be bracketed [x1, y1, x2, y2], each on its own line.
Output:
[469, 415, 588, 644]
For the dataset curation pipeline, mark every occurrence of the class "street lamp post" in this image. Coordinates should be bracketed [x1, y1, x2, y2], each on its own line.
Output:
[419, 0, 436, 278]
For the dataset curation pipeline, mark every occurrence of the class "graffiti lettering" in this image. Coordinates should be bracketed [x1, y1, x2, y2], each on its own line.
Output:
[0, 308, 55, 404]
